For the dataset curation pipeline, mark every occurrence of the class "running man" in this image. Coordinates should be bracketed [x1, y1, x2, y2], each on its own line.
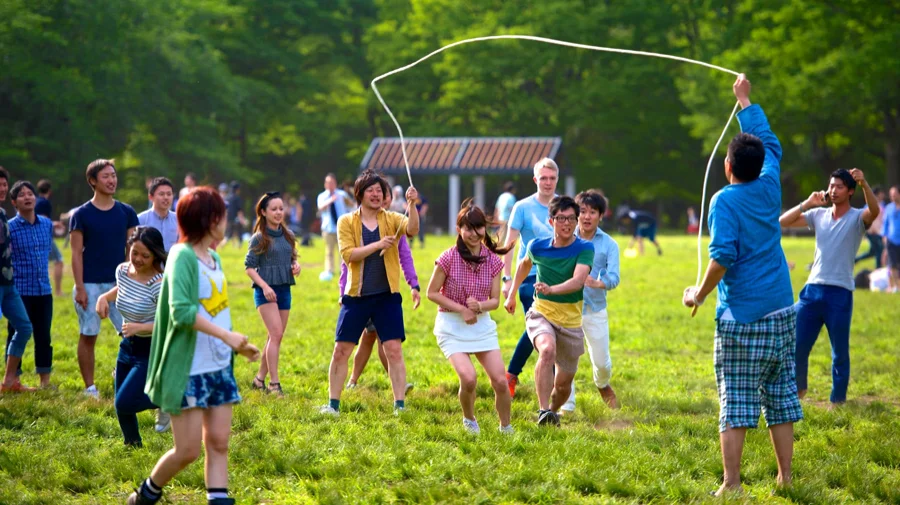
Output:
[504, 196, 593, 426]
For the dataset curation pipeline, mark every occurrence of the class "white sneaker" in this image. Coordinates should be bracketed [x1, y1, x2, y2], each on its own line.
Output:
[83, 385, 100, 400]
[394, 406, 406, 416]
[319, 271, 334, 282]
[499, 424, 515, 434]
[463, 417, 480, 434]
[154, 410, 171, 433]
[346, 382, 358, 390]
[319, 405, 340, 416]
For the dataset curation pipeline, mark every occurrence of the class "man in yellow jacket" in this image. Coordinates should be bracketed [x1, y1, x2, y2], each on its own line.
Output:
[321, 170, 419, 416]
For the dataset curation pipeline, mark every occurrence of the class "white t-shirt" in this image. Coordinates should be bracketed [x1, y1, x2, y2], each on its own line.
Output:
[190, 259, 233, 375]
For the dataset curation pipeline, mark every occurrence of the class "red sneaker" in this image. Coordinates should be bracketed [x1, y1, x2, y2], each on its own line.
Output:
[505, 372, 518, 398]
[1, 382, 37, 393]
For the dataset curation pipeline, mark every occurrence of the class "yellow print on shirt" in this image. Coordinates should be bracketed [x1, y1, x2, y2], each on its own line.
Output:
[200, 273, 229, 317]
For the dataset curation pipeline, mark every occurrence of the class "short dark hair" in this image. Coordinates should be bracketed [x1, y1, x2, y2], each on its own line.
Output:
[10, 181, 36, 201]
[549, 195, 579, 218]
[503, 181, 516, 193]
[177, 187, 227, 243]
[0, 167, 8, 182]
[149, 177, 174, 196]
[830, 169, 856, 192]
[86, 159, 115, 188]
[37, 179, 51, 195]
[726, 133, 765, 182]
[353, 169, 389, 204]
[185, 172, 197, 182]
[575, 190, 607, 216]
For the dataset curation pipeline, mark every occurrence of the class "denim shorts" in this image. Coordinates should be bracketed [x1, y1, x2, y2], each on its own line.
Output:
[49, 240, 63, 263]
[182, 366, 241, 410]
[73, 282, 123, 336]
[253, 284, 292, 310]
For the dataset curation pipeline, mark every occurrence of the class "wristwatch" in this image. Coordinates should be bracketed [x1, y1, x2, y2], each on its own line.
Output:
[502, 275, 512, 282]
[412, 285, 420, 291]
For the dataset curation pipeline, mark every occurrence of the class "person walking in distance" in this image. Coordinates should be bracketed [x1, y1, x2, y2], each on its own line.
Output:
[317, 173, 351, 281]
[70, 159, 139, 399]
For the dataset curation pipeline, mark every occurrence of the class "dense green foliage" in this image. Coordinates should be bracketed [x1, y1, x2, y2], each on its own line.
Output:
[0, 236, 898, 503]
[1, 0, 898, 225]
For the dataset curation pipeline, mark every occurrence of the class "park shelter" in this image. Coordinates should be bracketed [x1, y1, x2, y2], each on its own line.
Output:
[359, 137, 575, 229]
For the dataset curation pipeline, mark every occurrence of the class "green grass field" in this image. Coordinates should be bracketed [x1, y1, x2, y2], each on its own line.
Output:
[0, 235, 897, 504]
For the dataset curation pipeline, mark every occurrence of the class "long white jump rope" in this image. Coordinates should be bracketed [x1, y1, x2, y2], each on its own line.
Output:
[371, 35, 742, 314]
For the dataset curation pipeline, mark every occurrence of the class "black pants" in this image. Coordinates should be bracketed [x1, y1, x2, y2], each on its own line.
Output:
[6, 294, 53, 374]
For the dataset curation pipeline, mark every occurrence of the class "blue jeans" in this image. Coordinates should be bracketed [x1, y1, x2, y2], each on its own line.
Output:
[795, 284, 852, 403]
[115, 337, 157, 446]
[507, 275, 536, 376]
[1, 285, 33, 359]
[7, 295, 53, 375]
[854, 232, 884, 268]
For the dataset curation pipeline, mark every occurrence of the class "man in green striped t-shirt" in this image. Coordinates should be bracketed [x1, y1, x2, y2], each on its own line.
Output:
[505, 196, 594, 426]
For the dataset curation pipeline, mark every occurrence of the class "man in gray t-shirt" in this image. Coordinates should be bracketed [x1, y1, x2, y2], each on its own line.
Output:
[780, 168, 880, 406]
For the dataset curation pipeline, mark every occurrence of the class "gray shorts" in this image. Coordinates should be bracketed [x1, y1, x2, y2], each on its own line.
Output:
[525, 309, 585, 374]
[74, 282, 123, 336]
[49, 240, 63, 263]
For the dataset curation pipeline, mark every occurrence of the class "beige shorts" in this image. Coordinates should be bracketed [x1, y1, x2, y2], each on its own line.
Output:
[525, 309, 584, 374]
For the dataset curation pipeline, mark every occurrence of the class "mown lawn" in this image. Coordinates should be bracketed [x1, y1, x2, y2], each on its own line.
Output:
[0, 234, 897, 504]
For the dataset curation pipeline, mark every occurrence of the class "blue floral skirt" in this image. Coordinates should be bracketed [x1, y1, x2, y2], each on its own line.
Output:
[181, 365, 241, 410]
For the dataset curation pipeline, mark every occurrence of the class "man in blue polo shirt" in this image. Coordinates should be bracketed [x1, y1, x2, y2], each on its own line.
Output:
[317, 173, 351, 281]
[138, 177, 179, 251]
[883, 186, 900, 292]
[683, 75, 800, 496]
[70, 159, 138, 399]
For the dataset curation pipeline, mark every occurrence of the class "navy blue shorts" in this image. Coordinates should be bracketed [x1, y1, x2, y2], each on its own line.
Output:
[636, 223, 657, 241]
[253, 284, 292, 310]
[336, 292, 405, 345]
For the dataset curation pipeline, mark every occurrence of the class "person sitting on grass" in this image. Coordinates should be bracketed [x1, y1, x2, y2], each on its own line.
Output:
[504, 195, 593, 427]
[341, 185, 420, 391]
[96, 227, 167, 447]
[683, 74, 801, 497]
[779, 168, 880, 408]
[426, 200, 513, 434]
[128, 187, 260, 505]
[246, 192, 302, 397]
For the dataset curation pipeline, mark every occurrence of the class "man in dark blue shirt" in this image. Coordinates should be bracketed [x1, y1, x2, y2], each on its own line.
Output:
[69, 159, 138, 399]
[36, 179, 64, 296]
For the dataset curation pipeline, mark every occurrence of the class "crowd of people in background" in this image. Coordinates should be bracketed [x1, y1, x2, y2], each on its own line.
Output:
[1, 76, 898, 503]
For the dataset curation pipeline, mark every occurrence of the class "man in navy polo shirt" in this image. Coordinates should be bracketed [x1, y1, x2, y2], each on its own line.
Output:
[70, 159, 138, 399]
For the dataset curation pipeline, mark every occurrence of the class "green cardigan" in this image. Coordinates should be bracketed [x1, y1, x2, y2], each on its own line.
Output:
[145, 244, 226, 414]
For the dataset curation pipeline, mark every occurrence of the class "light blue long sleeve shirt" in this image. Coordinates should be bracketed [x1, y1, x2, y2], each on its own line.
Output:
[707, 104, 794, 323]
[883, 202, 900, 245]
[579, 228, 620, 313]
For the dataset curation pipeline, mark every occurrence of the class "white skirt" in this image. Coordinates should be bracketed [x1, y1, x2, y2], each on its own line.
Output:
[433, 311, 500, 358]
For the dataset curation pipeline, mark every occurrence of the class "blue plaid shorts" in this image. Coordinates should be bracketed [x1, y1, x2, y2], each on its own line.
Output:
[181, 365, 241, 410]
[714, 309, 803, 432]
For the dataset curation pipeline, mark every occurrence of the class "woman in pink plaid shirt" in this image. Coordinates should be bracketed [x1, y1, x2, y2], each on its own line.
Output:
[426, 200, 514, 434]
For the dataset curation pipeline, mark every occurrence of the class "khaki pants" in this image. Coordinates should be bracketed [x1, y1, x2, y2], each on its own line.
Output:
[323, 232, 338, 273]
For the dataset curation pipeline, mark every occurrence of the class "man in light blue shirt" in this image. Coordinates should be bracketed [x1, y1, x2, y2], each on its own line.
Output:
[137, 177, 178, 252]
[682, 75, 800, 496]
[500, 158, 557, 398]
[571, 189, 620, 411]
[317, 173, 351, 281]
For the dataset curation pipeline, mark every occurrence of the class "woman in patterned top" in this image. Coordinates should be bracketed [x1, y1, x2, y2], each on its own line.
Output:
[426, 200, 514, 434]
[245, 192, 301, 397]
[96, 227, 167, 447]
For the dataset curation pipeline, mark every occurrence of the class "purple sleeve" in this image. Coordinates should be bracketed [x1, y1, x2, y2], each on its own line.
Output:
[398, 235, 419, 288]
[338, 262, 348, 295]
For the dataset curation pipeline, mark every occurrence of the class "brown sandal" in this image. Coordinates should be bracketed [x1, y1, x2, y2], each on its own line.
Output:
[268, 382, 284, 397]
[251, 376, 266, 391]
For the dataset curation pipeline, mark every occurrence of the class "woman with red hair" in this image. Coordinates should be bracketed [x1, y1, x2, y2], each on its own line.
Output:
[129, 187, 260, 505]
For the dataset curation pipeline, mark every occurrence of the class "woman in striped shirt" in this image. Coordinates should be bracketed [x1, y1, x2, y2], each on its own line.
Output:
[96, 226, 167, 447]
